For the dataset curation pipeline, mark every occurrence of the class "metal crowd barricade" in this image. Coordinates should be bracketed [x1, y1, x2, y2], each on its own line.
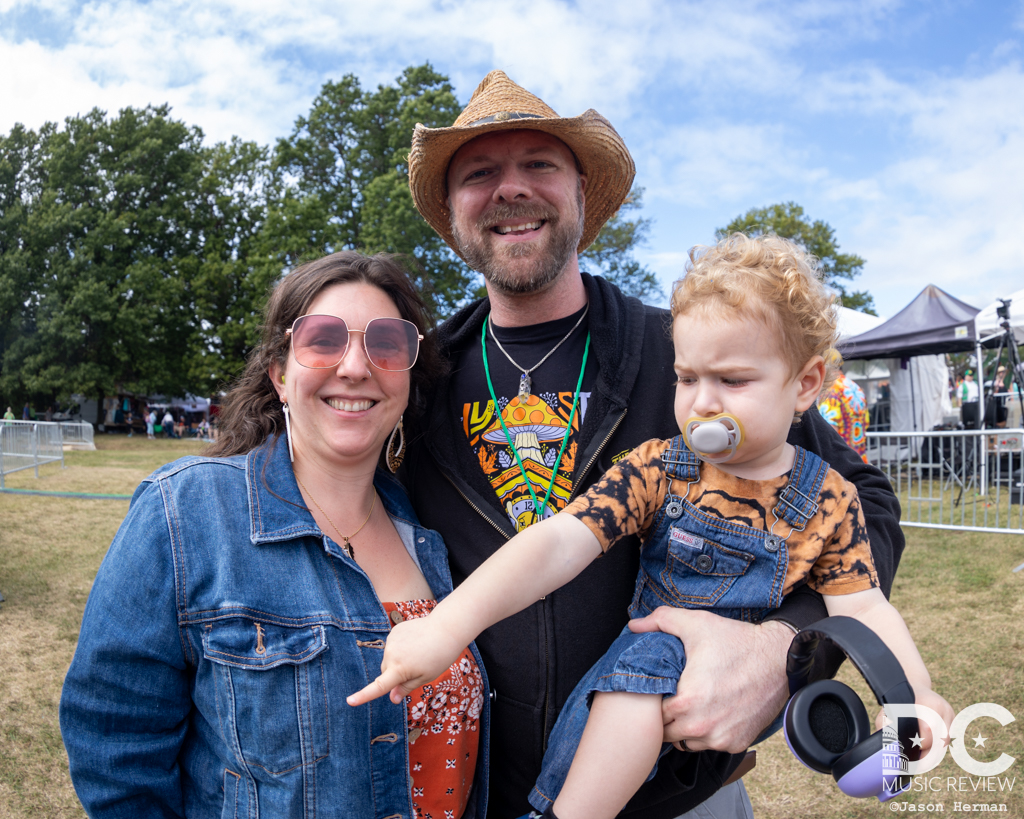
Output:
[866, 428, 1024, 535]
[0, 420, 66, 489]
[59, 421, 96, 449]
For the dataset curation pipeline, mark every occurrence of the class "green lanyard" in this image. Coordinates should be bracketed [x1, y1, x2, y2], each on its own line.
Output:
[482, 316, 590, 527]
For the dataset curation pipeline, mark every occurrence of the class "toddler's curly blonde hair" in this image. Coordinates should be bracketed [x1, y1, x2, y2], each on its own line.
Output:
[672, 233, 840, 398]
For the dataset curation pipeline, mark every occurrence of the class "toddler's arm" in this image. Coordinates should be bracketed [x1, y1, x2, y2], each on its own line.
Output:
[824, 588, 954, 746]
[347, 513, 602, 706]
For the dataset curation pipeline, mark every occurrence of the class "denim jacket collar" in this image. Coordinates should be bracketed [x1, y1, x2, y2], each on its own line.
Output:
[246, 435, 424, 547]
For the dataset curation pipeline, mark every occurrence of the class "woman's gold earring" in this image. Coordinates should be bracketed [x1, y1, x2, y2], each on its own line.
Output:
[386, 417, 405, 473]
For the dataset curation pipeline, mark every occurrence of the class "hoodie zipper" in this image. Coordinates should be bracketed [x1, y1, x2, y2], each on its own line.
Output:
[439, 407, 629, 752]
[540, 408, 628, 749]
[442, 471, 511, 541]
[570, 408, 628, 499]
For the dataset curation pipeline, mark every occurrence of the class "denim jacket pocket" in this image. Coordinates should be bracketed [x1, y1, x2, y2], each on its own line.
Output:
[660, 535, 755, 607]
[202, 619, 330, 776]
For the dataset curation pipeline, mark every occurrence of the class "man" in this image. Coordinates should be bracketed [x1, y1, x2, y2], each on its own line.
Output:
[402, 71, 904, 819]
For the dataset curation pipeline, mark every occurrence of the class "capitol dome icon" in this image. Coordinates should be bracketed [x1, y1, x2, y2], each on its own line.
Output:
[881, 723, 910, 776]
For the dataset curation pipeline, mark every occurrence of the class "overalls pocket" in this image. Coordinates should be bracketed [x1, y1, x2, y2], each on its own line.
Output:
[203, 619, 330, 776]
[660, 529, 755, 607]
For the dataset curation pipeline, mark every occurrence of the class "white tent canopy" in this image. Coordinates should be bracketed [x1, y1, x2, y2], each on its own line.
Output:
[835, 307, 892, 409]
[975, 288, 1024, 347]
[836, 306, 885, 341]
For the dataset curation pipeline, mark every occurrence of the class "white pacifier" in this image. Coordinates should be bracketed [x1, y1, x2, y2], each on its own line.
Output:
[683, 413, 745, 463]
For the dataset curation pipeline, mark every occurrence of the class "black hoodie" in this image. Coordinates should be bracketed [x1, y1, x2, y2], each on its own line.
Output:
[403, 273, 904, 819]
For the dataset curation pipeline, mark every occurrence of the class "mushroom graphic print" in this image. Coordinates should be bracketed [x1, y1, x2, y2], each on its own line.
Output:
[474, 393, 586, 531]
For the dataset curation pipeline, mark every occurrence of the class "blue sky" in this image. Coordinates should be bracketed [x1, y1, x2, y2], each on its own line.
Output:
[2, 0, 1022, 319]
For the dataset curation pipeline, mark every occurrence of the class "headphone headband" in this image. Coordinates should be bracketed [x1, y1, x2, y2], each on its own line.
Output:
[787, 616, 915, 706]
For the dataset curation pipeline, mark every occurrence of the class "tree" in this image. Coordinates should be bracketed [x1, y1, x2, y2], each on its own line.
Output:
[272, 63, 477, 318]
[717, 202, 875, 313]
[0, 106, 209, 418]
[189, 137, 282, 388]
[581, 185, 662, 302]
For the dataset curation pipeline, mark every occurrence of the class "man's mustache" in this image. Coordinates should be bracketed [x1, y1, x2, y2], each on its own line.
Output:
[477, 203, 559, 231]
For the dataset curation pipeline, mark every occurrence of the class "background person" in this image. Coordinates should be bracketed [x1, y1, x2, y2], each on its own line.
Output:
[402, 70, 905, 819]
[59, 252, 489, 819]
[161, 408, 175, 438]
[959, 369, 980, 429]
[817, 357, 869, 461]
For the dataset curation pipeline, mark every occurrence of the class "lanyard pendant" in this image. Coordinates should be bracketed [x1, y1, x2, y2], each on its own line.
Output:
[518, 372, 532, 401]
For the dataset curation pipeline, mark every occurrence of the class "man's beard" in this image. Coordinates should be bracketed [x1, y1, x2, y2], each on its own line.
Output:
[451, 185, 585, 296]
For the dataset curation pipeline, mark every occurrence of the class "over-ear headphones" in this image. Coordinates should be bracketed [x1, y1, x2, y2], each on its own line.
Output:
[783, 616, 918, 801]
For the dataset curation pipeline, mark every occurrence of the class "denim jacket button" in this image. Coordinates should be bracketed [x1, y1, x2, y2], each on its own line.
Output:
[696, 554, 713, 571]
[390, 610, 404, 624]
[764, 536, 781, 553]
[408, 727, 422, 742]
[665, 500, 683, 519]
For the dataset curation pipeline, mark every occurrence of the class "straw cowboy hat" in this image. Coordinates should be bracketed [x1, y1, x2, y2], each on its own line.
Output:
[408, 70, 635, 260]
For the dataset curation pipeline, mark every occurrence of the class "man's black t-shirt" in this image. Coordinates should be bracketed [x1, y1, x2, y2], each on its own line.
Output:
[449, 305, 598, 529]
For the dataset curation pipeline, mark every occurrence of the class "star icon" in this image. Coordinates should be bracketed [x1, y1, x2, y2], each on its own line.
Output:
[911, 733, 924, 748]
[973, 733, 987, 748]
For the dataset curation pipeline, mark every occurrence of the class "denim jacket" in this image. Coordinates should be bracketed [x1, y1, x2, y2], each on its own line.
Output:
[60, 436, 490, 819]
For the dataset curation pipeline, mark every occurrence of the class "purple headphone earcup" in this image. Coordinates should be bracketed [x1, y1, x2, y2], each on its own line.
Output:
[783, 680, 871, 775]
[832, 731, 911, 801]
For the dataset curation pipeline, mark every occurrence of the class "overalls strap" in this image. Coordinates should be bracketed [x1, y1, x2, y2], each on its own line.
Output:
[661, 435, 700, 482]
[775, 446, 830, 531]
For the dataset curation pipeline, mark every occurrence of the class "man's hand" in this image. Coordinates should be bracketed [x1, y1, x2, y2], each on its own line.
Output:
[347, 615, 466, 707]
[629, 607, 793, 754]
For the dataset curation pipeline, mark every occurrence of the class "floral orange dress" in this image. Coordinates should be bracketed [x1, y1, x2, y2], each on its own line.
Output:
[383, 600, 484, 819]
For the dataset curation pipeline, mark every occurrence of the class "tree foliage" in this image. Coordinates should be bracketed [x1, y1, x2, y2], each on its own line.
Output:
[0, 107, 209, 419]
[717, 202, 875, 314]
[272, 64, 477, 318]
[0, 63, 657, 414]
[581, 185, 662, 302]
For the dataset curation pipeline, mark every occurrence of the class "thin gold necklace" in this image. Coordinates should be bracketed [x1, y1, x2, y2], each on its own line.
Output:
[295, 474, 376, 559]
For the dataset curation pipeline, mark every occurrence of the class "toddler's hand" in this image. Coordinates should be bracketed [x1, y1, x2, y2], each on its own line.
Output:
[874, 688, 955, 755]
[347, 614, 466, 707]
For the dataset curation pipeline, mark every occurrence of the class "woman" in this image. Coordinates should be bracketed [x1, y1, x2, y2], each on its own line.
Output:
[60, 252, 489, 818]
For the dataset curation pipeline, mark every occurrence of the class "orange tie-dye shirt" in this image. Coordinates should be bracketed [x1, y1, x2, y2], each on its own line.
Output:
[563, 439, 878, 597]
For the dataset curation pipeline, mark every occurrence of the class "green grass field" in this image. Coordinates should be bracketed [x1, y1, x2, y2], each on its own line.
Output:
[1, 436, 1022, 818]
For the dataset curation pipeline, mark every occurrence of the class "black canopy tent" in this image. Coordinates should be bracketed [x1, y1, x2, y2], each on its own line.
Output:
[838, 285, 980, 361]
[838, 286, 981, 432]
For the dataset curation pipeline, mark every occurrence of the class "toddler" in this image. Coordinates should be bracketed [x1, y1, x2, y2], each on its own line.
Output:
[349, 233, 952, 819]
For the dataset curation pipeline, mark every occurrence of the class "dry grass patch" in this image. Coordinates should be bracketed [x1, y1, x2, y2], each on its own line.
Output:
[0, 437, 201, 819]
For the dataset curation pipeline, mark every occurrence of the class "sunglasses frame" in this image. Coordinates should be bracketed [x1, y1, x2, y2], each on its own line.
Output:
[285, 314, 424, 372]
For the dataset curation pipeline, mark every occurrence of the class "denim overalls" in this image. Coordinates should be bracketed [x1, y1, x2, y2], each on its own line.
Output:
[530, 436, 829, 812]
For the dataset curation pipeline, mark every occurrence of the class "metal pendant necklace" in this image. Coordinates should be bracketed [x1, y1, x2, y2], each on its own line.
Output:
[481, 316, 590, 526]
[488, 303, 589, 401]
[295, 473, 376, 559]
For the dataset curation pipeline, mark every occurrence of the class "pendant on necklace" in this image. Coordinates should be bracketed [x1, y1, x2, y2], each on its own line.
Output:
[518, 372, 532, 401]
